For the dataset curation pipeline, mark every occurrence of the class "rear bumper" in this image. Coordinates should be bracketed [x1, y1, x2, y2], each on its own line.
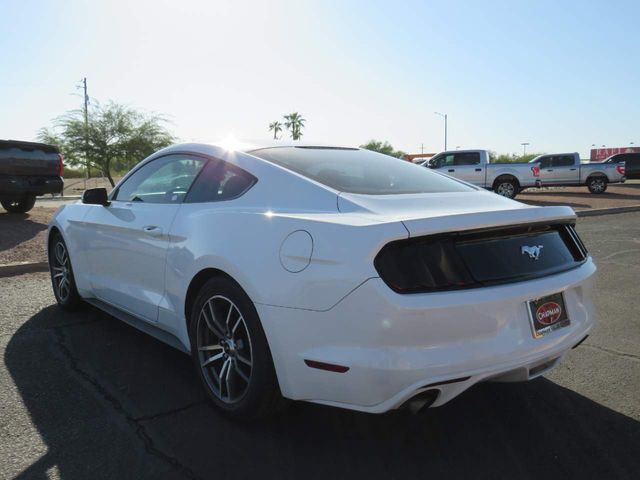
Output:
[0, 175, 63, 197]
[257, 259, 597, 413]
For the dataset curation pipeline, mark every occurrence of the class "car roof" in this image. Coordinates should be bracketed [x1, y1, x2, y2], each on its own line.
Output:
[165, 139, 360, 154]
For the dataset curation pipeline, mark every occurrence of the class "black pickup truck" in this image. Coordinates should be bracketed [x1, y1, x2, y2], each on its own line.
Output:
[0, 140, 64, 213]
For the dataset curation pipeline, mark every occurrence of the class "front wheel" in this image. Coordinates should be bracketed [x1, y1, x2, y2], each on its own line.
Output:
[494, 179, 519, 199]
[1, 194, 36, 213]
[189, 277, 285, 419]
[48, 233, 83, 310]
[587, 176, 607, 194]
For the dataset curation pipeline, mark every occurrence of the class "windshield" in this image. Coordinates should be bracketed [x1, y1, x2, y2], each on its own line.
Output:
[249, 147, 475, 195]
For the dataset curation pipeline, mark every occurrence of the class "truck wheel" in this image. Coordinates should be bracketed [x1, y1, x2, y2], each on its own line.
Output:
[587, 177, 607, 194]
[1, 195, 36, 213]
[494, 179, 519, 199]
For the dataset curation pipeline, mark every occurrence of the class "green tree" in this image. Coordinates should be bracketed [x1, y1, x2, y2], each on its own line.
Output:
[360, 139, 406, 159]
[489, 151, 543, 163]
[268, 120, 283, 139]
[283, 112, 306, 140]
[38, 101, 175, 187]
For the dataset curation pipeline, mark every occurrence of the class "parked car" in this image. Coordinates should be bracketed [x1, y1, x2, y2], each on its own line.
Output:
[48, 142, 596, 417]
[424, 149, 541, 199]
[0, 140, 64, 213]
[604, 152, 640, 179]
[529, 152, 625, 193]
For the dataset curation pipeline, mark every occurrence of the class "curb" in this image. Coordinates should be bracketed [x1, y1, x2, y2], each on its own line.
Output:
[36, 196, 81, 201]
[0, 261, 48, 278]
[576, 205, 640, 218]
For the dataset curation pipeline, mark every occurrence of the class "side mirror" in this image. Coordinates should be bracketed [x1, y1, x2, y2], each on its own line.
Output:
[82, 188, 110, 206]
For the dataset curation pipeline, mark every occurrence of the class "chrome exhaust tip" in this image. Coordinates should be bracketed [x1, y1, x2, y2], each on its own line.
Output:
[403, 389, 439, 414]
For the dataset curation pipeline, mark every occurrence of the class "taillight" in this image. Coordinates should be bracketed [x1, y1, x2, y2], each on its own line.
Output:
[531, 166, 540, 177]
[616, 164, 625, 175]
[58, 153, 64, 177]
[374, 239, 475, 293]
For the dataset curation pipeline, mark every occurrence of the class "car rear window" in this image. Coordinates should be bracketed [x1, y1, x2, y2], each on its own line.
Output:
[249, 147, 475, 195]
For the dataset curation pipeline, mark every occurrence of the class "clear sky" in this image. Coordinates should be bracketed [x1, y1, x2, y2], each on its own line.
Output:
[1, 0, 639, 157]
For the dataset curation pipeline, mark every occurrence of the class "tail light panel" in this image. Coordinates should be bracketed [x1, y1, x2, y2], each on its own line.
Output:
[531, 166, 540, 177]
[374, 223, 587, 294]
[58, 153, 64, 177]
[616, 164, 625, 175]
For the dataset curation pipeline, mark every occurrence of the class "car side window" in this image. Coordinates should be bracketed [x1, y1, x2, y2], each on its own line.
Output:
[453, 152, 480, 166]
[428, 155, 442, 168]
[113, 155, 206, 204]
[185, 158, 257, 203]
[538, 156, 552, 169]
[554, 155, 574, 167]
[440, 154, 455, 167]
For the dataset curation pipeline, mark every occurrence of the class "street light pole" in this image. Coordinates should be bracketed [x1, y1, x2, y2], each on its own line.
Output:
[434, 112, 447, 150]
[521, 142, 530, 156]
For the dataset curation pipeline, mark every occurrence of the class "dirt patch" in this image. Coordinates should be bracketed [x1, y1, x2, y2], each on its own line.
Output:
[0, 207, 57, 265]
[518, 181, 640, 210]
[62, 176, 122, 196]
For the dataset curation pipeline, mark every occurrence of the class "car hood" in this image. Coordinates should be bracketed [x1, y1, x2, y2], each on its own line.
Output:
[337, 190, 577, 237]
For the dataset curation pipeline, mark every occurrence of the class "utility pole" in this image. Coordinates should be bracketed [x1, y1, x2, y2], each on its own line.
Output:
[434, 112, 447, 150]
[521, 142, 530, 156]
[82, 78, 90, 181]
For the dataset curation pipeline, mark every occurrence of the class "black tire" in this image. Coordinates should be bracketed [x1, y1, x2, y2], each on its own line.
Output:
[493, 178, 519, 199]
[587, 176, 608, 194]
[1, 195, 36, 213]
[189, 276, 285, 419]
[48, 232, 83, 311]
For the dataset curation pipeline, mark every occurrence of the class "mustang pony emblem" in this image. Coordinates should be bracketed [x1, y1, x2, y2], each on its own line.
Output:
[521, 245, 544, 260]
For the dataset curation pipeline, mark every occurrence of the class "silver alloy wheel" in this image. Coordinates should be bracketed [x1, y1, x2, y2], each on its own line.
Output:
[51, 241, 71, 302]
[197, 295, 253, 404]
[496, 182, 515, 198]
[590, 178, 605, 193]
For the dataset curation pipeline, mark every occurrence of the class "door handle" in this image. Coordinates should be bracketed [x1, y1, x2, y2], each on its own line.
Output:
[142, 225, 163, 237]
[570, 168, 577, 171]
[475, 168, 482, 172]
[547, 169, 553, 172]
[448, 169, 455, 172]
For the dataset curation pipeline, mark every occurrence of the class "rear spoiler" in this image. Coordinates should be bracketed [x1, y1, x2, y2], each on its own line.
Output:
[401, 205, 577, 238]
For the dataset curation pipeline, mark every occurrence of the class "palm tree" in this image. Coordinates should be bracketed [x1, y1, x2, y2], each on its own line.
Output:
[268, 120, 283, 140]
[283, 112, 306, 140]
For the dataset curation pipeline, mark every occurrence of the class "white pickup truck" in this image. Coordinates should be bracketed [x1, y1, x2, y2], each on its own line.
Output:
[528, 153, 626, 193]
[424, 149, 541, 199]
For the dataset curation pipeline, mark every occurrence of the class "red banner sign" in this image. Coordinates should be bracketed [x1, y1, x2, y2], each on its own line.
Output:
[590, 147, 640, 161]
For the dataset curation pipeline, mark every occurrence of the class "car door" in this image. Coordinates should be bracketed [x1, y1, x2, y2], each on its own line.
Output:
[83, 153, 206, 322]
[451, 152, 483, 185]
[536, 155, 555, 183]
[552, 155, 578, 184]
[431, 153, 455, 176]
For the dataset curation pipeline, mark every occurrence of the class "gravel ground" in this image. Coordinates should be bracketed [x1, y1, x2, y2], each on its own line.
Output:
[0, 207, 57, 265]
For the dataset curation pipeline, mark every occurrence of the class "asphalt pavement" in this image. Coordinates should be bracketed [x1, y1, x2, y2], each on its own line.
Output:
[1, 213, 639, 479]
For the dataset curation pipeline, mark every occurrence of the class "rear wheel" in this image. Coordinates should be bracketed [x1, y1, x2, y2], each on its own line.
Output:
[1, 194, 36, 213]
[587, 176, 607, 194]
[494, 178, 519, 199]
[189, 277, 285, 418]
[48, 233, 82, 310]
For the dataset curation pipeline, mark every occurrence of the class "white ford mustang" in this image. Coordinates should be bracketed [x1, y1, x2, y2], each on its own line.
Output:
[48, 141, 596, 417]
